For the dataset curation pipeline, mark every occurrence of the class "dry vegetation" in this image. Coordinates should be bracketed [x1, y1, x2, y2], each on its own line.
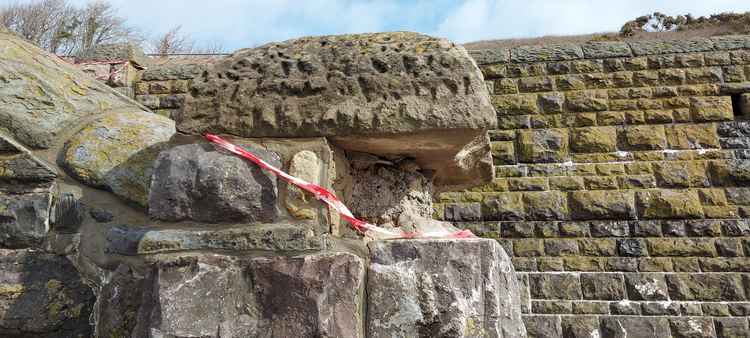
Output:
[464, 11, 750, 50]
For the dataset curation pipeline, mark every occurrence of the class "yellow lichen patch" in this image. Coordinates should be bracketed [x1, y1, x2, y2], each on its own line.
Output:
[0, 283, 25, 298]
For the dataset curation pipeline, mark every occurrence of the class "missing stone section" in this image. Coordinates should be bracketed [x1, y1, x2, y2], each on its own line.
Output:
[731, 93, 750, 119]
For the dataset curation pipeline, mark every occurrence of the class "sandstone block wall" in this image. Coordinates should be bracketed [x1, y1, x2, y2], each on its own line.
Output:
[434, 36, 750, 337]
[133, 63, 207, 118]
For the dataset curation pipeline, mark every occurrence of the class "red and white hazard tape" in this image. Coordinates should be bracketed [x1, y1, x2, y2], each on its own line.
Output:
[205, 134, 475, 239]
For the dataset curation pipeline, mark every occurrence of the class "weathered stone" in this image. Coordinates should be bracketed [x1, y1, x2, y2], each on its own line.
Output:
[571, 127, 617, 153]
[148, 142, 281, 223]
[0, 31, 137, 148]
[648, 238, 717, 257]
[0, 186, 53, 248]
[524, 191, 568, 220]
[582, 41, 632, 58]
[510, 44, 584, 63]
[581, 273, 625, 300]
[600, 316, 670, 338]
[637, 190, 704, 219]
[0, 249, 94, 337]
[61, 110, 175, 206]
[517, 129, 569, 163]
[715, 318, 749, 338]
[621, 125, 667, 150]
[669, 318, 716, 338]
[367, 239, 525, 338]
[524, 316, 562, 338]
[105, 223, 326, 255]
[133, 252, 364, 338]
[76, 42, 149, 66]
[285, 150, 323, 219]
[666, 124, 720, 149]
[630, 38, 714, 56]
[528, 273, 581, 299]
[618, 239, 648, 257]
[666, 273, 747, 301]
[569, 191, 636, 220]
[652, 161, 710, 188]
[94, 264, 144, 337]
[625, 274, 669, 300]
[482, 193, 524, 221]
[177, 32, 495, 189]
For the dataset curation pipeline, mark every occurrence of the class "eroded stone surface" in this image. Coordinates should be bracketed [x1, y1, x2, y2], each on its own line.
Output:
[176, 32, 495, 188]
[105, 223, 326, 255]
[131, 252, 364, 338]
[0, 249, 95, 337]
[148, 143, 281, 223]
[367, 239, 525, 338]
[0, 31, 136, 148]
[61, 110, 175, 207]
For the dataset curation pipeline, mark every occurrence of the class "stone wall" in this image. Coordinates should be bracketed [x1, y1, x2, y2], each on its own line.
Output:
[433, 36, 750, 337]
[134, 63, 207, 118]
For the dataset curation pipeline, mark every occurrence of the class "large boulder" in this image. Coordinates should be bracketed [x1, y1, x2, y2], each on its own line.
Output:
[0, 30, 137, 148]
[367, 239, 526, 338]
[176, 32, 495, 189]
[128, 252, 364, 338]
[0, 249, 95, 337]
[61, 110, 175, 207]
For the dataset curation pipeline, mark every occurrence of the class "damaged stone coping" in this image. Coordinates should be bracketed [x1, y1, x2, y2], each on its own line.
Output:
[469, 34, 750, 65]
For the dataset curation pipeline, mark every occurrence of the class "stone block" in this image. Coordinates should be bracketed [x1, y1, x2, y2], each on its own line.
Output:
[715, 318, 749, 338]
[518, 77, 554, 92]
[149, 143, 281, 223]
[524, 315, 562, 338]
[621, 125, 667, 150]
[637, 190, 704, 219]
[368, 239, 526, 338]
[647, 238, 717, 257]
[578, 239, 617, 256]
[599, 316, 671, 338]
[642, 302, 681, 316]
[544, 239, 579, 256]
[625, 273, 669, 300]
[571, 127, 617, 153]
[686, 67, 724, 84]
[493, 94, 538, 115]
[581, 273, 625, 300]
[444, 203, 482, 222]
[566, 90, 608, 112]
[511, 44, 583, 63]
[691, 96, 733, 122]
[514, 239, 544, 257]
[669, 318, 716, 338]
[666, 273, 747, 301]
[710, 160, 750, 186]
[618, 239, 648, 257]
[556, 75, 586, 91]
[482, 193, 524, 221]
[517, 129, 569, 163]
[666, 124, 720, 149]
[569, 191, 636, 220]
[490, 141, 515, 165]
[652, 161, 710, 188]
[523, 191, 568, 220]
[528, 273, 582, 299]
[0, 249, 95, 337]
[0, 189, 53, 249]
[630, 38, 714, 56]
[133, 252, 363, 338]
[549, 176, 585, 191]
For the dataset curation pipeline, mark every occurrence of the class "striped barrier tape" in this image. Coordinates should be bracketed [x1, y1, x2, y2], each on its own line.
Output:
[205, 134, 475, 239]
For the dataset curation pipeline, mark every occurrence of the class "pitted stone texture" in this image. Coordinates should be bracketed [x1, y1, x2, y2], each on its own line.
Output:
[0, 249, 95, 337]
[62, 110, 175, 207]
[76, 42, 149, 66]
[176, 32, 495, 188]
[0, 31, 137, 148]
[131, 252, 364, 338]
[178, 32, 494, 139]
[367, 239, 525, 338]
[148, 142, 281, 223]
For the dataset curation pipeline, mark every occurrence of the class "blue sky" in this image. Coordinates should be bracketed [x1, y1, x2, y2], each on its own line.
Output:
[59, 0, 750, 50]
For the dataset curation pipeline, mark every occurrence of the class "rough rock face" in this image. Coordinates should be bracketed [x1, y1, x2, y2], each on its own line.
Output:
[128, 252, 364, 338]
[0, 30, 135, 148]
[176, 32, 495, 188]
[61, 110, 175, 206]
[350, 164, 433, 224]
[0, 249, 95, 337]
[148, 142, 281, 223]
[367, 239, 526, 338]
